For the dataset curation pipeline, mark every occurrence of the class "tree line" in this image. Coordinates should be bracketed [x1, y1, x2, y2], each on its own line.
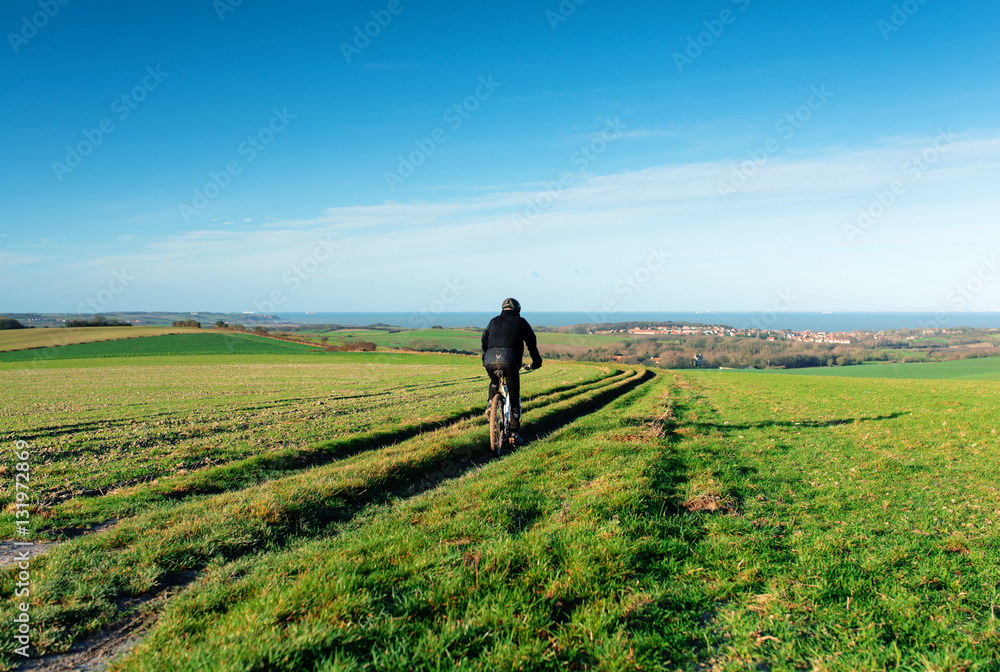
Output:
[65, 315, 133, 328]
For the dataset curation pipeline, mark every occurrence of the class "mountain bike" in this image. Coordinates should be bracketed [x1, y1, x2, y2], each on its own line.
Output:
[488, 364, 532, 457]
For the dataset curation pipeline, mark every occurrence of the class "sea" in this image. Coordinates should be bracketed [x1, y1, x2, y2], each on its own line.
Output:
[274, 312, 1000, 332]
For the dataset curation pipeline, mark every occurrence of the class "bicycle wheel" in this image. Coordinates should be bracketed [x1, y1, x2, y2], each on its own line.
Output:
[488, 393, 503, 455]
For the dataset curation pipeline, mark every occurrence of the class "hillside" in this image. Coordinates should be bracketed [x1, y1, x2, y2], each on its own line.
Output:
[1, 348, 997, 671]
[0, 326, 200, 353]
[745, 356, 1000, 380]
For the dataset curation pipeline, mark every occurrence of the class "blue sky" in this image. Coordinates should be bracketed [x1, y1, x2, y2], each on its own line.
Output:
[2, 0, 999, 315]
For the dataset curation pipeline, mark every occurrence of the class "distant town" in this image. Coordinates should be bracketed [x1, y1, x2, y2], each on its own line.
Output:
[570, 321, 998, 370]
[591, 323, 971, 345]
[595, 324, 860, 344]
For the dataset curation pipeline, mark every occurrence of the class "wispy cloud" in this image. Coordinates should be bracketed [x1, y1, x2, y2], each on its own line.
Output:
[0, 251, 52, 266]
[8, 132, 1000, 312]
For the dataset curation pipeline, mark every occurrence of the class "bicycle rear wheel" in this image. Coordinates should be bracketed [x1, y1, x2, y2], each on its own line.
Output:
[488, 393, 503, 455]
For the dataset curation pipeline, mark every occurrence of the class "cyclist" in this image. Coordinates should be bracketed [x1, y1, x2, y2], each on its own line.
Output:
[481, 298, 542, 443]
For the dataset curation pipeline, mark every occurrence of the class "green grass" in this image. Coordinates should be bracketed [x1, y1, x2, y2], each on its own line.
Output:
[668, 371, 1000, 670]
[0, 364, 642, 669]
[111, 370, 675, 672]
[3, 356, 999, 670]
[536, 332, 628, 348]
[327, 329, 395, 337]
[0, 351, 612, 523]
[0, 332, 322, 362]
[324, 328, 626, 352]
[372, 328, 490, 351]
[249, 327, 625, 353]
[0, 326, 200, 352]
[742, 356, 1000, 380]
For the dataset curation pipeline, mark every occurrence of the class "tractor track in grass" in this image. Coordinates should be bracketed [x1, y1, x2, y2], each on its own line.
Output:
[33, 369, 636, 522]
[3, 368, 654, 672]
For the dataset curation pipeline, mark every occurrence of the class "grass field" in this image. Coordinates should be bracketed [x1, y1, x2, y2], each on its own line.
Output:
[0, 327, 199, 353]
[305, 328, 626, 354]
[747, 356, 1000, 380]
[1, 345, 998, 670]
[0, 349, 613, 523]
[0, 332, 323, 364]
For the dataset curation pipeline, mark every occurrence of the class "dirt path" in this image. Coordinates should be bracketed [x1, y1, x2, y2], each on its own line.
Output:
[18, 618, 146, 672]
[0, 541, 60, 570]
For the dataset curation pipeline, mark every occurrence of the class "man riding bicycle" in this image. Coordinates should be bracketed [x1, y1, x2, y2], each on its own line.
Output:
[481, 298, 543, 444]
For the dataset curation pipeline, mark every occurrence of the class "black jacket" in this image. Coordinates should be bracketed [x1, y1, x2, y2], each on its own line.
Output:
[481, 311, 542, 368]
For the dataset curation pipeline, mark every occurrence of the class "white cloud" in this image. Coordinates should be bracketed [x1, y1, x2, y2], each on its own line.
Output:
[13, 132, 1000, 312]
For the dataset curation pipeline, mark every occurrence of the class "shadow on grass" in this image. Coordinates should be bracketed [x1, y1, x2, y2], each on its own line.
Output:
[159, 371, 636, 500]
[36, 372, 630, 517]
[692, 412, 908, 434]
[15, 381, 479, 443]
[31, 406, 492, 512]
[519, 370, 655, 446]
[180, 371, 653, 570]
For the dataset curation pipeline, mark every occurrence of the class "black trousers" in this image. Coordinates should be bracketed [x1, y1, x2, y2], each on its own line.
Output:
[485, 362, 521, 431]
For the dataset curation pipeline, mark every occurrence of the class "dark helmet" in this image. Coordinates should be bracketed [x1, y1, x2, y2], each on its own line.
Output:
[502, 297, 521, 313]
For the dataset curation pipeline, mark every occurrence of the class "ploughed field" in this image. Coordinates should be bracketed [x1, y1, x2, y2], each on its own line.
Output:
[1, 335, 998, 671]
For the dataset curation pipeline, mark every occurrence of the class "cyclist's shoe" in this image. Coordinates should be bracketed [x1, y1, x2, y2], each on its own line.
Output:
[484, 405, 491, 418]
[513, 433, 526, 447]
